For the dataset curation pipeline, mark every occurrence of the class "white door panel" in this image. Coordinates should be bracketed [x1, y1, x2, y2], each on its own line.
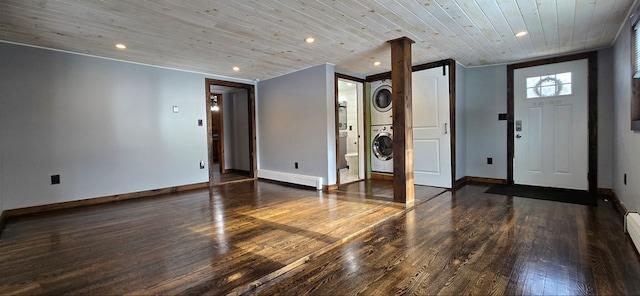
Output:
[514, 59, 588, 190]
[412, 66, 451, 188]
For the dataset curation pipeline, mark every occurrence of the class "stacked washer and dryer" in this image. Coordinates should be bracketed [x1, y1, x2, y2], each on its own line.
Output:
[370, 79, 393, 174]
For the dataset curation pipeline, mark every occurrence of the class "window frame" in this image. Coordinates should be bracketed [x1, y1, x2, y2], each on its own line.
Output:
[631, 9, 640, 131]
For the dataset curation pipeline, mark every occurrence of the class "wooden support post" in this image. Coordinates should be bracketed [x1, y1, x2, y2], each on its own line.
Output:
[389, 37, 415, 205]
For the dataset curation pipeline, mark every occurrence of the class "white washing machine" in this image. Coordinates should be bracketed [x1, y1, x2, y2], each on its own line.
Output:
[371, 125, 393, 173]
[370, 79, 392, 125]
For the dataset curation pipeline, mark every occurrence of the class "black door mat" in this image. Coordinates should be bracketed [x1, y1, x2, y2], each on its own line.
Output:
[485, 184, 597, 206]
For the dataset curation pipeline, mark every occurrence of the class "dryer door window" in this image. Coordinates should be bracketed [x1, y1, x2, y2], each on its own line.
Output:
[373, 86, 392, 112]
[373, 132, 393, 160]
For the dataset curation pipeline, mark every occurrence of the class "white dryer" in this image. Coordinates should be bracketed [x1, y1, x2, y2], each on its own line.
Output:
[371, 125, 393, 173]
[370, 79, 392, 125]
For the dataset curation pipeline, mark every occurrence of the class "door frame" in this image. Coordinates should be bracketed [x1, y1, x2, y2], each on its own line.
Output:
[205, 78, 257, 186]
[507, 52, 598, 193]
[334, 73, 366, 186]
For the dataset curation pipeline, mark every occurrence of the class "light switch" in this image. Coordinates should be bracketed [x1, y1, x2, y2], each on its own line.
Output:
[172, 106, 179, 113]
[198, 119, 203, 126]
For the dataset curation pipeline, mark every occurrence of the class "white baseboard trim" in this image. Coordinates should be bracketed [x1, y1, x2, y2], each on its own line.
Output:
[257, 169, 323, 190]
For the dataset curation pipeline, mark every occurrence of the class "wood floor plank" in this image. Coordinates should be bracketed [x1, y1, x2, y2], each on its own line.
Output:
[0, 180, 446, 295]
[2, 181, 639, 295]
[254, 184, 640, 296]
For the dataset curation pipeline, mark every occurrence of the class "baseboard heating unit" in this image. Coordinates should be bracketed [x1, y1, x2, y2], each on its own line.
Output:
[257, 169, 323, 190]
[625, 212, 640, 253]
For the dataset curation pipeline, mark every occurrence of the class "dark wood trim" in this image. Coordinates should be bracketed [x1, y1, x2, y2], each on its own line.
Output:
[448, 59, 457, 188]
[206, 85, 215, 185]
[506, 52, 598, 193]
[334, 73, 341, 187]
[323, 184, 339, 192]
[390, 36, 415, 204]
[204, 79, 257, 185]
[467, 176, 508, 185]
[335, 73, 366, 83]
[609, 190, 629, 217]
[588, 52, 598, 193]
[4, 182, 209, 218]
[597, 188, 614, 196]
[507, 64, 514, 184]
[371, 172, 394, 180]
[454, 177, 468, 189]
[218, 94, 226, 173]
[0, 210, 6, 236]
[365, 59, 452, 82]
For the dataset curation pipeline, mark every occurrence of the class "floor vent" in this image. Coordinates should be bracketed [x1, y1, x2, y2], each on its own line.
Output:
[626, 212, 640, 253]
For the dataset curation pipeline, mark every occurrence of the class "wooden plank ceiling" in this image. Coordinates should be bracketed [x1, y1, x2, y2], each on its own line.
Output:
[0, 0, 632, 81]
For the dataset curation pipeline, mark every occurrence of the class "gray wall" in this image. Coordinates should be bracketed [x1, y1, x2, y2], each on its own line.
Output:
[612, 20, 640, 213]
[222, 90, 250, 171]
[464, 65, 508, 179]
[455, 63, 467, 180]
[257, 64, 336, 185]
[598, 48, 614, 189]
[0, 42, 251, 210]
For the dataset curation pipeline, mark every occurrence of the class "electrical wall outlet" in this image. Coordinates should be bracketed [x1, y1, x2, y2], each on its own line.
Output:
[51, 174, 60, 185]
[199, 161, 205, 169]
[295, 162, 299, 169]
[487, 157, 493, 165]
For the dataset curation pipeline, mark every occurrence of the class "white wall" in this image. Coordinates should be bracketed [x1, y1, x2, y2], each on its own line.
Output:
[455, 62, 467, 181]
[612, 20, 640, 213]
[0, 42, 251, 210]
[338, 82, 359, 154]
[257, 64, 336, 186]
[464, 65, 508, 179]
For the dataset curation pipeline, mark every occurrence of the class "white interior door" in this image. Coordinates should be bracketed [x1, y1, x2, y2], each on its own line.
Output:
[412, 66, 451, 188]
[513, 59, 588, 190]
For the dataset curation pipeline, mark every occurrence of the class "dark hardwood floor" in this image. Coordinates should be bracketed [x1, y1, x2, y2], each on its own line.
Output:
[255, 184, 640, 295]
[0, 180, 445, 295]
[1, 181, 639, 295]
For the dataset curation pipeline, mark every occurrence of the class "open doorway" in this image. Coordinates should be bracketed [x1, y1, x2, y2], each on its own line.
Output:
[205, 79, 257, 185]
[336, 74, 365, 185]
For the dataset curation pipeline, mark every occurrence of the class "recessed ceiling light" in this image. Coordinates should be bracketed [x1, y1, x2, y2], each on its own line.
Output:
[373, 61, 381, 66]
[305, 37, 315, 44]
[232, 66, 240, 71]
[115, 43, 127, 49]
[515, 31, 528, 37]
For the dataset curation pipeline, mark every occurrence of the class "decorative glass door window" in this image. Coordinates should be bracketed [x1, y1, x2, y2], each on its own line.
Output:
[526, 72, 572, 99]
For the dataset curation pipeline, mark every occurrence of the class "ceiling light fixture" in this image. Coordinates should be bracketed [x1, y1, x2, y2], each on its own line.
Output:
[515, 31, 528, 37]
[210, 95, 219, 112]
[305, 37, 315, 44]
[232, 66, 240, 71]
[373, 61, 381, 66]
[115, 43, 127, 49]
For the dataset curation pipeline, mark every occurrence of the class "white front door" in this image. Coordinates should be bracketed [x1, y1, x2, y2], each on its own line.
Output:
[412, 66, 451, 188]
[513, 59, 588, 190]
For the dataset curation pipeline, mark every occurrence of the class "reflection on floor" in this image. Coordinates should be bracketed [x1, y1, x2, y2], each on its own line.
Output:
[339, 168, 359, 184]
[211, 162, 252, 184]
[0, 180, 445, 295]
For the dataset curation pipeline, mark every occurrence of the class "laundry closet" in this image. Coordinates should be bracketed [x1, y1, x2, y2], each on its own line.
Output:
[367, 61, 454, 188]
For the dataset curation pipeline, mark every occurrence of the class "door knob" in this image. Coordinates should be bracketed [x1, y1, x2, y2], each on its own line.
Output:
[516, 134, 522, 138]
